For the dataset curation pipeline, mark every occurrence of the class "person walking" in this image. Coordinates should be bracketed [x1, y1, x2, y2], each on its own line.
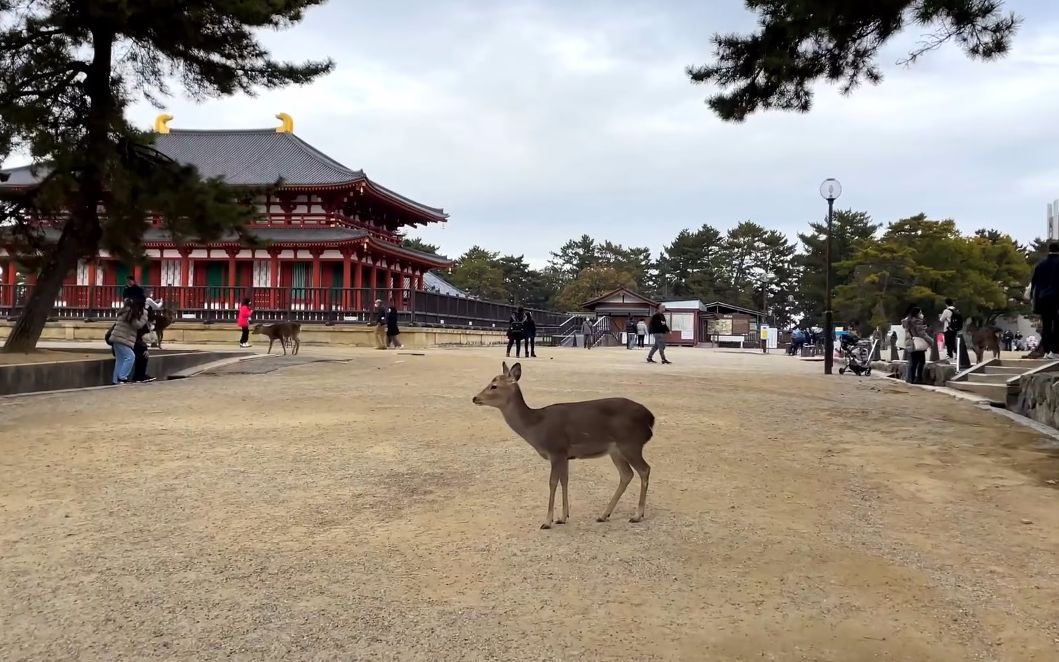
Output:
[109, 299, 149, 384]
[902, 305, 932, 385]
[237, 297, 253, 348]
[524, 312, 537, 358]
[581, 317, 594, 350]
[371, 299, 387, 349]
[386, 303, 403, 349]
[1031, 242, 1059, 360]
[938, 297, 962, 361]
[506, 307, 526, 357]
[647, 305, 671, 364]
[636, 318, 647, 348]
[625, 318, 637, 350]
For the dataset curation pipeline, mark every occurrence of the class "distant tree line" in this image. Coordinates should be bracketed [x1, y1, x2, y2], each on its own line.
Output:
[405, 212, 1039, 334]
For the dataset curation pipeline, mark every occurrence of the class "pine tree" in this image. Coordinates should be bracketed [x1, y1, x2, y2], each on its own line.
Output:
[0, 0, 333, 352]
[689, 1, 1020, 121]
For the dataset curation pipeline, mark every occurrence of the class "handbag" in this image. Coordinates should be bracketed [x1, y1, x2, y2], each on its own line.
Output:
[912, 337, 930, 352]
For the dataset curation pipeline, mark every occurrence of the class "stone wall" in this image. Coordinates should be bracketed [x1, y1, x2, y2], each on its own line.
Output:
[1015, 373, 1059, 428]
[873, 360, 957, 386]
[0, 350, 233, 396]
[0, 321, 508, 349]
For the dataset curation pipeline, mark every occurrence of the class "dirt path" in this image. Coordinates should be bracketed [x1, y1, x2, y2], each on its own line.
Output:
[1, 346, 1057, 661]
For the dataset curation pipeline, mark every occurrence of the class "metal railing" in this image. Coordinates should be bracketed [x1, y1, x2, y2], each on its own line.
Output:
[0, 284, 567, 329]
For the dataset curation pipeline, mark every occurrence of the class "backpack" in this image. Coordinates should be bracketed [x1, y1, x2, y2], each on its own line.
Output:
[948, 308, 963, 332]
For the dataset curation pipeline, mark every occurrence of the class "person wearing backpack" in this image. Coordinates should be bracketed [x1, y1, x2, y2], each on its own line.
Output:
[939, 298, 962, 361]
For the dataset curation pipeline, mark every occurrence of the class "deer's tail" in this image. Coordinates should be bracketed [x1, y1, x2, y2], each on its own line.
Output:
[642, 407, 655, 443]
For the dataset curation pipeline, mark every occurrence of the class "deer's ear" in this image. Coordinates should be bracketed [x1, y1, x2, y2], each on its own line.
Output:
[501, 361, 509, 375]
[509, 363, 522, 381]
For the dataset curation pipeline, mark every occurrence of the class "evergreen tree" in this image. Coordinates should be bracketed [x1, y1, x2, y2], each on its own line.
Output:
[796, 210, 880, 327]
[401, 237, 442, 256]
[689, 1, 1020, 121]
[0, 0, 333, 352]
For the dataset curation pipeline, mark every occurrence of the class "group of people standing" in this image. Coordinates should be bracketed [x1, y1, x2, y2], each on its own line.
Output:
[506, 307, 537, 358]
[105, 276, 159, 384]
[623, 318, 649, 349]
[371, 299, 404, 349]
[900, 298, 969, 384]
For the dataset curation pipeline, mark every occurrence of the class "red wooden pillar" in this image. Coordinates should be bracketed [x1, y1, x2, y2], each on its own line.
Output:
[227, 249, 238, 309]
[391, 262, 401, 310]
[87, 261, 98, 310]
[178, 251, 190, 309]
[179, 255, 190, 286]
[133, 263, 143, 284]
[341, 249, 352, 310]
[310, 250, 322, 309]
[269, 250, 281, 310]
[1, 258, 14, 307]
[353, 255, 364, 310]
[368, 260, 377, 303]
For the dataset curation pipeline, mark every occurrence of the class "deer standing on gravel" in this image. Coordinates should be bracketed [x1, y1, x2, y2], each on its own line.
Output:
[472, 362, 654, 529]
[253, 322, 301, 355]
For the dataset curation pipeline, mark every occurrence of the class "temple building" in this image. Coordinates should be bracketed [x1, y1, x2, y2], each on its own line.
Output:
[0, 113, 450, 313]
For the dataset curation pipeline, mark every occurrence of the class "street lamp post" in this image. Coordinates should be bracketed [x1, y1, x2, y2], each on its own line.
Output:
[819, 178, 842, 375]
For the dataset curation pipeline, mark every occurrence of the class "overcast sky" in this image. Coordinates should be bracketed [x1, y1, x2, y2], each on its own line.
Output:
[95, 2, 1059, 263]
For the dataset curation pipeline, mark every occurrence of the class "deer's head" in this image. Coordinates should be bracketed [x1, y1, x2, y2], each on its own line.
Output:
[472, 361, 522, 407]
[252, 323, 265, 335]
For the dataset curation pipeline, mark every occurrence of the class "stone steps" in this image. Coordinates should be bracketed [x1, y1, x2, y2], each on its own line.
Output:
[946, 358, 1059, 408]
[966, 373, 1015, 384]
[982, 365, 1028, 375]
[948, 381, 1008, 404]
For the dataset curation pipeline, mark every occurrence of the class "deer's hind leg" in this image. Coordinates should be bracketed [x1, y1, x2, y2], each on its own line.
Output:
[596, 448, 633, 523]
[541, 457, 567, 530]
[621, 444, 651, 523]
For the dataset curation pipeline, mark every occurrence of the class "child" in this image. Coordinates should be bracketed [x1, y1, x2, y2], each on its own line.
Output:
[237, 297, 253, 348]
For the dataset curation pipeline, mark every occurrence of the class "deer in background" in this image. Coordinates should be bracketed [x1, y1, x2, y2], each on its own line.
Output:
[473, 362, 654, 529]
[253, 322, 301, 355]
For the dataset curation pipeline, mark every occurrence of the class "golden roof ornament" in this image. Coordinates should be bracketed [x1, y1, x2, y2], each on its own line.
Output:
[154, 113, 174, 134]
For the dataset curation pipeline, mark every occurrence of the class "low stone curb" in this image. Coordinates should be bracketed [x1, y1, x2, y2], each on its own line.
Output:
[166, 353, 272, 379]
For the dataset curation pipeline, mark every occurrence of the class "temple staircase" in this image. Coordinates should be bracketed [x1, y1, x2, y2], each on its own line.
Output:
[947, 358, 1059, 407]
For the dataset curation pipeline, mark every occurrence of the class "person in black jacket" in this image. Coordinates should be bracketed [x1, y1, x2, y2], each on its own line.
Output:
[624, 318, 637, 350]
[386, 304, 403, 349]
[646, 305, 672, 364]
[523, 312, 537, 358]
[122, 276, 146, 304]
[371, 299, 387, 349]
[506, 307, 526, 357]
[1031, 242, 1059, 359]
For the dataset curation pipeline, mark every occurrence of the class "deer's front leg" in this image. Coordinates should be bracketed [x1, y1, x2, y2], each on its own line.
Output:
[541, 458, 562, 530]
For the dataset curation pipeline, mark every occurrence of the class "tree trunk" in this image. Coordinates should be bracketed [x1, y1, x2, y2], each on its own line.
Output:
[1, 225, 88, 352]
[2, 25, 114, 353]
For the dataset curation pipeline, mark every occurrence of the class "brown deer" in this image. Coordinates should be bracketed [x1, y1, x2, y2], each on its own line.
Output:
[253, 322, 301, 355]
[967, 322, 1002, 363]
[472, 362, 654, 529]
[150, 306, 176, 348]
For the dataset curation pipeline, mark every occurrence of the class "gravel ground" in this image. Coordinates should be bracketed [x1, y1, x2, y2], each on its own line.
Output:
[1, 345, 1058, 661]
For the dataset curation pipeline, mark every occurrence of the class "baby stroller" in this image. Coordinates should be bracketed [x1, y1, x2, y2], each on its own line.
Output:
[838, 332, 873, 376]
